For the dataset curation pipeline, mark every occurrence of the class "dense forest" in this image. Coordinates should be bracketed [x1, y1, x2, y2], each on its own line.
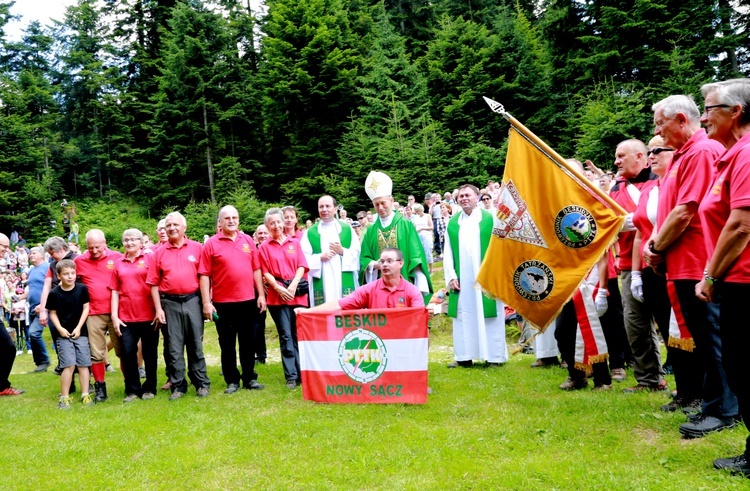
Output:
[1, 0, 749, 241]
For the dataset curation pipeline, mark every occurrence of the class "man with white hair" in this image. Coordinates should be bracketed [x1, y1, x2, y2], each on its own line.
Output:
[74, 229, 123, 402]
[26, 246, 51, 372]
[644, 94, 738, 438]
[147, 212, 210, 400]
[359, 171, 433, 301]
[301, 195, 360, 306]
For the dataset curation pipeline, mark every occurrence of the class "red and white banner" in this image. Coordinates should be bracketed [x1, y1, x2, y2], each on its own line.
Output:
[297, 307, 429, 404]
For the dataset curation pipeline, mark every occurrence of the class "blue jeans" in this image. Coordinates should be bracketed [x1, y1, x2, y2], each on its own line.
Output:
[28, 316, 50, 366]
[268, 305, 300, 382]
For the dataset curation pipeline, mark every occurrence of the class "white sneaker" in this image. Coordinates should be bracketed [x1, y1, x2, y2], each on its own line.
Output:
[27, 350, 33, 355]
[16, 350, 22, 355]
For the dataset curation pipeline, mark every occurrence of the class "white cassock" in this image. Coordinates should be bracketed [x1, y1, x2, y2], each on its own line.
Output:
[443, 208, 508, 363]
[301, 220, 360, 306]
[534, 322, 559, 359]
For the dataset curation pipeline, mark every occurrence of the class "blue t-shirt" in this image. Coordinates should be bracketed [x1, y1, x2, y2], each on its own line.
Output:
[27, 262, 50, 313]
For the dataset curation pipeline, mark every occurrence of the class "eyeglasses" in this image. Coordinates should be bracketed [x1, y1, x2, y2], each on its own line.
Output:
[482, 197, 492, 201]
[122, 237, 141, 243]
[703, 104, 731, 114]
[647, 147, 675, 156]
[377, 258, 402, 265]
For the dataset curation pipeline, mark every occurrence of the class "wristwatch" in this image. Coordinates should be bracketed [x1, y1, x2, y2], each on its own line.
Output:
[704, 269, 719, 286]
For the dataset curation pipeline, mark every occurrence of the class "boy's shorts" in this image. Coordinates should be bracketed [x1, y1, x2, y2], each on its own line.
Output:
[55, 336, 92, 368]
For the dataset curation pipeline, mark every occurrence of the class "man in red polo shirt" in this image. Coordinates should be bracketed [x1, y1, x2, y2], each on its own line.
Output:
[609, 139, 666, 393]
[301, 248, 424, 312]
[74, 229, 123, 402]
[199, 205, 266, 394]
[645, 94, 738, 438]
[147, 211, 210, 400]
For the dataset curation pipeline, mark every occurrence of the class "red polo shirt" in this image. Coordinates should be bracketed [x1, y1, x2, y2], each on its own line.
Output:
[339, 277, 424, 310]
[657, 129, 724, 280]
[609, 168, 658, 271]
[74, 248, 123, 315]
[259, 236, 309, 306]
[109, 252, 155, 322]
[146, 238, 202, 294]
[199, 231, 260, 303]
[699, 131, 750, 283]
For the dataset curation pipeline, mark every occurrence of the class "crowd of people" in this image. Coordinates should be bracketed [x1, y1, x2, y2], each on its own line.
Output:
[2, 79, 750, 479]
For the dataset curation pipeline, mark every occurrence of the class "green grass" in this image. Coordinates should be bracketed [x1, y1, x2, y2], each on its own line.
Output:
[2, 264, 748, 490]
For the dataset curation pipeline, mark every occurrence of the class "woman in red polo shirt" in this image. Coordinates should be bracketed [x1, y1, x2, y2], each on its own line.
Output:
[109, 228, 158, 402]
[282, 206, 304, 240]
[695, 79, 750, 477]
[259, 208, 309, 389]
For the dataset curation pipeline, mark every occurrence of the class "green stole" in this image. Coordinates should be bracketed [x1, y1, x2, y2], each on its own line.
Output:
[306, 220, 355, 306]
[446, 209, 497, 318]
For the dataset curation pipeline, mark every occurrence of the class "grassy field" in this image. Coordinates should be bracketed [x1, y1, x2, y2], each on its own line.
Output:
[2, 267, 748, 490]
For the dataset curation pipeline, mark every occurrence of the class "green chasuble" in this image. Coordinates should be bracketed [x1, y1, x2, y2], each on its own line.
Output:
[360, 211, 433, 302]
[446, 209, 498, 318]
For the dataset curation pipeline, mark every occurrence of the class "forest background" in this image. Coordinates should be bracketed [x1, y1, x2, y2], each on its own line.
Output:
[1, 0, 749, 244]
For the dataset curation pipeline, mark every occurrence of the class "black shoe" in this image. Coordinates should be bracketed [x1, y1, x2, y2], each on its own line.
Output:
[245, 380, 265, 390]
[447, 360, 473, 368]
[661, 396, 701, 413]
[54, 365, 63, 376]
[679, 414, 737, 438]
[714, 454, 750, 477]
[255, 358, 266, 365]
[94, 381, 108, 403]
[680, 399, 703, 415]
[224, 383, 240, 395]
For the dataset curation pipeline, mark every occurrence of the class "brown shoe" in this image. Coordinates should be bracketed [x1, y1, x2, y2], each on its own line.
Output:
[559, 377, 588, 391]
[530, 358, 560, 368]
[611, 368, 626, 382]
[161, 381, 172, 391]
[592, 384, 613, 391]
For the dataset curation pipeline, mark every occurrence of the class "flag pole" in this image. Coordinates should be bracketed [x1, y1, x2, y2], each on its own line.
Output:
[483, 97, 628, 216]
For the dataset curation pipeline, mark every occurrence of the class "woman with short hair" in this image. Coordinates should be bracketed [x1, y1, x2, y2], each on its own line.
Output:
[109, 228, 159, 402]
[259, 208, 309, 389]
[696, 78, 750, 476]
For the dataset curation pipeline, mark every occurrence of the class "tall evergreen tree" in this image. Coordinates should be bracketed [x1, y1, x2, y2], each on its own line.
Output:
[259, 0, 361, 210]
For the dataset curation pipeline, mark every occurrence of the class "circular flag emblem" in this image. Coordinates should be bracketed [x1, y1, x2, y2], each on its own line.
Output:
[555, 206, 597, 248]
[338, 329, 387, 383]
[513, 260, 554, 302]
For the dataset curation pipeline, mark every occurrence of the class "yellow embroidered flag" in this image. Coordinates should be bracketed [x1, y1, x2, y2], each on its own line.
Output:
[476, 109, 626, 330]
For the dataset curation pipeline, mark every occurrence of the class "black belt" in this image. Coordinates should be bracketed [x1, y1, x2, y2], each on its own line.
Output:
[160, 291, 200, 303]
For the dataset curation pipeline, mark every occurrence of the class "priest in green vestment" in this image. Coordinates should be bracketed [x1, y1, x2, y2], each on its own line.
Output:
[359, 171, 433, 302]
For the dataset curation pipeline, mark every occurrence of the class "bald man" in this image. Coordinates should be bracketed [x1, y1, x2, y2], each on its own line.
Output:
[75, 229, 123, 402]
[199, 206, 266, 394]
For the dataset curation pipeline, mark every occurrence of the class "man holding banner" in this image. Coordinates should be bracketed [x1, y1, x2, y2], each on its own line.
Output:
[301, 195, 360, 307]
[296, 247, 429, 404]
[609, 140, 667, 392]
[302, 248, 424, 312]
[476, 98, 626, 333]
[443, 184, 507, 368]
